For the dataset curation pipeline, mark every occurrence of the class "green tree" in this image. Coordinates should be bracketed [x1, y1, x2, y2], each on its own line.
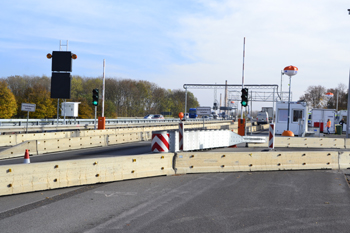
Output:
[0, 80, 17, 118]
[25, 84, 56, 118]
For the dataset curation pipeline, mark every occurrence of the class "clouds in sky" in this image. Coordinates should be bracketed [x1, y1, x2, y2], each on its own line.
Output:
[1, 0, 350, 110]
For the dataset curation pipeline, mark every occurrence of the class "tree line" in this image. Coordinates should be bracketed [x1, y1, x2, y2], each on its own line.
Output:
[299, 83, 348, 110]
[0, 75, 199, 119]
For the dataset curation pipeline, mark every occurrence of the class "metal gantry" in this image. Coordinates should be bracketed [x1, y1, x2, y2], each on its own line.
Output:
[183, 84, 290, 118]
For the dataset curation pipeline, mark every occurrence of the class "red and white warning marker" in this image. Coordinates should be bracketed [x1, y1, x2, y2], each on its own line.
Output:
[269, 123, 275, 150]
[24, 149, 30, 164]
[152, 131, 170, 152]
[179, 122, 184, 151]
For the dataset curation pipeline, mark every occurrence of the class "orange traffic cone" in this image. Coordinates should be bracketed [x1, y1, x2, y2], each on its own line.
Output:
[24, 149, 30, 164]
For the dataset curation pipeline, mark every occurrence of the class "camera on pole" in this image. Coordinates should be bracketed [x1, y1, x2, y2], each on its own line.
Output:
[241, 88, 248, 107]
[92, 89, 99, 106]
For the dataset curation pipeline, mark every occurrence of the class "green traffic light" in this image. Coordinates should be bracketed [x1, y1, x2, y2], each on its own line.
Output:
[93, 101, 98, 106]
[241, 101, 247, 107]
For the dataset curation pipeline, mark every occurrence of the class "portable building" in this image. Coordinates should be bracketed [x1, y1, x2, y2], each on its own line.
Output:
[311, 109, 336, 133]
[337, 110, 347, 132]
[61, 102, 80, 117]
[275, 101, 308, 136]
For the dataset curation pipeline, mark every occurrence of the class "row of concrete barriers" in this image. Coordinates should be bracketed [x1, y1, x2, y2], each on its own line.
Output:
[1, 150, 350, 196]
[0, 121, 234, 160]
[249, 136, 350, 149]
[0, 132, 148, 160]
[0, 122, 232, 147]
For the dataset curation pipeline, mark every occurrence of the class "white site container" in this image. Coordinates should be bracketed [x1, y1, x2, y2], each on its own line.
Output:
[337, 110, 347, 131]
[61, 102, 80, 117]
[311, 109, 336, 133]
[275, 101, 308, 136]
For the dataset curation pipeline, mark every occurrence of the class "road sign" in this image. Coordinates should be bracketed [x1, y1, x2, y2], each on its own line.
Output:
[196, 106, 211, 116]
[21, 103, 36, 112]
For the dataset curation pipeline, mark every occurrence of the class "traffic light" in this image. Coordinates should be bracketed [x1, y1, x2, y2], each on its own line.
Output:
[241, 88, 248, 107]
[92, 89, 99, 106]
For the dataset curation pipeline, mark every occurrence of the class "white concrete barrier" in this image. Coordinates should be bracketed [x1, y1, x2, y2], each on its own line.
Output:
[175, 151, 338, 174]
[248, 137, 345, 149]
[0, 153, 175, 196]
[345, 139, 350, 149]
[0, 141, 38, 159]
[0, 122, 231, 147]
[108, 133, 141, 145]
[339, 151, 350, 169]
[36, 136, 108, 154]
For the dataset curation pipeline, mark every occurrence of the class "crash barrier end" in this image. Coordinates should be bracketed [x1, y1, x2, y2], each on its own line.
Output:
[0, 153, 174, 196]
[0, 140, 38, 160]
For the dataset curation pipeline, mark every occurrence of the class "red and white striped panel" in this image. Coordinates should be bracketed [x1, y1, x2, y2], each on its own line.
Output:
[269, 123, 275, 149]
[179, 122, 184, 151]
[152, 131, 170, 152]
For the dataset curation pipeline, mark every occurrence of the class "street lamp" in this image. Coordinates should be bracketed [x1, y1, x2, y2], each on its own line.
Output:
[280, 70, 285, 99]
[325, 92, 334, 109]
[282, 65, 298, 136]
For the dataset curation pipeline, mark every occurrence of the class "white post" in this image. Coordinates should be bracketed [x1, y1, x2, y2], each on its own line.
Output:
[26, 111, 29, 134]
[184, 87, 188, 121]
[287, 76, 291, 130]
[102, 59, 106, 117]
[346, 70, 350, 138]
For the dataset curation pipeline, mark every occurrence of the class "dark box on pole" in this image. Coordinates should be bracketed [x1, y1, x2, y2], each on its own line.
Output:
[51, 73, 71, 99]
[52, 51, 72, 72]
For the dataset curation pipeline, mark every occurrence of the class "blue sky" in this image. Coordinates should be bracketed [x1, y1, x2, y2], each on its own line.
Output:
[1, 0, 350, 111]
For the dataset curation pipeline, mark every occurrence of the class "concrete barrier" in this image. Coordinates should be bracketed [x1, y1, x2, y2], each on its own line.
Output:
[0, 153, 175, 196]
[108, 133, 141, 145]
[0, 134, 17, 146]
[345, 139, 350, 149]
[3, 148, 350, 196]
[0, 141, 38, 159]
[339, 151, 350, 169]
[0, 131, 148, 160]
[0, 122, 231, 147]
[175, 151, 338, 174]
[36, 136, 108, 154]
[248, 137, 345, 149]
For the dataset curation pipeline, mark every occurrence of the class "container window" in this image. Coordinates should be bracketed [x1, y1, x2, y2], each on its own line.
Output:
[277, 109, 288, 122]
[293, 110, 303, 122]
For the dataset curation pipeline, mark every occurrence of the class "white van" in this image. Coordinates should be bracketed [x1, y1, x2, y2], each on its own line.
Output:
[256, 111, 269, 125]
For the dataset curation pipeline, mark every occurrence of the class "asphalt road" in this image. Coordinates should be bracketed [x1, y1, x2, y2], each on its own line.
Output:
[1, 131, 350, 232]
[0, 170, 350, 233]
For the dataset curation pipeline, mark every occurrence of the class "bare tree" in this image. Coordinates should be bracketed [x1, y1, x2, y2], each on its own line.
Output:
[299, 85, 327, 109]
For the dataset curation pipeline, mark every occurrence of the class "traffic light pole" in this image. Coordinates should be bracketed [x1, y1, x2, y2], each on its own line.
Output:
[57, 98, 59, 127]
[94, 106, 97, 130]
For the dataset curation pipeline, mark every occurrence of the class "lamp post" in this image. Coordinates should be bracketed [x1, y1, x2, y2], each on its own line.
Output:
[280, 70, 284, 99]
[346, 10, 350, 137]
[282, 65, 298, 136]
[325, 92, 334, 109]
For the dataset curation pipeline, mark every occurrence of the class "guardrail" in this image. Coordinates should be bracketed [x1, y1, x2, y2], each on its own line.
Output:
[0, 118, 226, 127]
[0, 118, 233, 134]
